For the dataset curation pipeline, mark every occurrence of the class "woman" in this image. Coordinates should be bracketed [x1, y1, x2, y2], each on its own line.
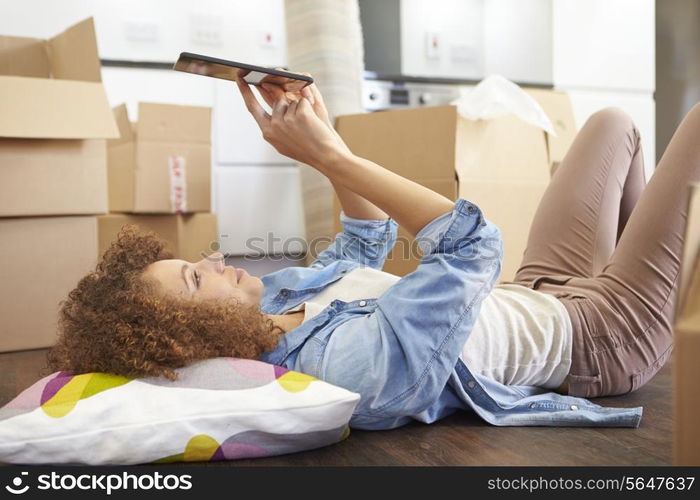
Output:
[48, 77, 700, 430]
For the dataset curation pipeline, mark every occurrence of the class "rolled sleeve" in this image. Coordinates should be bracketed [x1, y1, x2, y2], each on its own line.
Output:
[414, 198, 498, 258]
[310, 213, 398, 270]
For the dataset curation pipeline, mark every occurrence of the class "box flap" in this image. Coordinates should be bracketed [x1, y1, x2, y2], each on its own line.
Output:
[0, 36, 50, 78]
[677, 183, 700, 324]
[47, 17, 101, 82]
[455, 113, 550, 184]
[0, 76, 119, 139]
[137, 102, 211, 144]
[109, 104, 135, 146]
[335, 106, 458, 182]
[526, 88, 577, 166]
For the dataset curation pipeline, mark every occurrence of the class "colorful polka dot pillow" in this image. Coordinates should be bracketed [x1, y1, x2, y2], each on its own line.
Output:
[0, 358, 360, 465]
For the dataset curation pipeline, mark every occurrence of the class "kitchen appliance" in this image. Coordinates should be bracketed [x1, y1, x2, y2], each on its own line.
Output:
[362, 73, 467, 111]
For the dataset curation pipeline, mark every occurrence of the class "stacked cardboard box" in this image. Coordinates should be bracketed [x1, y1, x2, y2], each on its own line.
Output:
[334, 89, 576, 281]
[0, 18, 217, 352]
[99, 101, 217, 262]
[0, 18, 117, 351]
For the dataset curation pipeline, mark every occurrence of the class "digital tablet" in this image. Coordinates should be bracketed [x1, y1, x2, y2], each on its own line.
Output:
[173, 52, 313, 91]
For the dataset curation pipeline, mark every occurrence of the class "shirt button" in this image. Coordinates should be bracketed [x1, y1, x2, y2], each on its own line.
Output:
[280, 290, 289, 297]
[529, 403, 537, 409]
[467, 380, 476, 389]
[359, 300, 367, 307]
[570, 405, 578, 411]
[467, 205, 476, 214]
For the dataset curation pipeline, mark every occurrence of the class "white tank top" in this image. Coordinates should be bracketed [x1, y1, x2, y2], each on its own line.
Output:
[291, 267, 573, 389]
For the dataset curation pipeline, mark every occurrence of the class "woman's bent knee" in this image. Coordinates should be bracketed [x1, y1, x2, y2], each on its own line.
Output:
[588, 107, 634, 128]
[582, 107, 640, 146]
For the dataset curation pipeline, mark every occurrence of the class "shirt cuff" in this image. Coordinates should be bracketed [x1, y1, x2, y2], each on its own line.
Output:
[339, 212, 398, 242]
[414, 198, 484, 256]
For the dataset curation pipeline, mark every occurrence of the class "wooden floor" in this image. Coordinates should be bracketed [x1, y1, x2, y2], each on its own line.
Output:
[0, 348, 672, 466]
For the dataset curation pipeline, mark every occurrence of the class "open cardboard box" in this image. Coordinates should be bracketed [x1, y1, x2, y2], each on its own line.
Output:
[0, 17, 118, 217]
[334, 88, 576, 280]
[108, 103, 212, 214]
[673, 182, 700, 465]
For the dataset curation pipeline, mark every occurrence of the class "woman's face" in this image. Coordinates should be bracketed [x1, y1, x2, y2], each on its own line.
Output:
[143, 252, 263, 305]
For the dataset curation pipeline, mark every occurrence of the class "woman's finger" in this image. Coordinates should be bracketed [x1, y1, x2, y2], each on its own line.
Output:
[255, 85, 275, 109]
[236, 78, 270, 127]
[297, 96, 313, 115]
[301, 86, 315, 106]
[286, 98, 299, 118]
[271, 94, 290, 124]
[303, 84, 331, 126]
[284, 91, 301, 103]
[262, 83, 285, 101]
[307, 83, 325, 106]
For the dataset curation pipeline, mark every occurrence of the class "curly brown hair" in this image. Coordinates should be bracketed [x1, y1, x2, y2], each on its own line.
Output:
[46, 225, 282, 380]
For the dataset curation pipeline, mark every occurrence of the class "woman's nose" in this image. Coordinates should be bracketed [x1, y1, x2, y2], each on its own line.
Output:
[198, 252, 225, 272]
[209, 251, 224, 262]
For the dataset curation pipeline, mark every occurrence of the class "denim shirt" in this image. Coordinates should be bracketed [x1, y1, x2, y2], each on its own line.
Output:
[259, 198, 643, 430]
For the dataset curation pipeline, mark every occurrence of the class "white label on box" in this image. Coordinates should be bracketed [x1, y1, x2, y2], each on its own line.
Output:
[169, 156, 187, 213]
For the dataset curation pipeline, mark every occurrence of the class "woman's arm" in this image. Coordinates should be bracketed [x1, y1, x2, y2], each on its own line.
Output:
[255, 81, 388, 221]
[330, 179, 388, 221]
[319, 152, 454, 238]
[238, 79, 453, 237]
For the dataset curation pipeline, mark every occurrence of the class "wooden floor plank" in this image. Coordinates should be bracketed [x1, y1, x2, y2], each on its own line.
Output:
[0, 348, 672, 466]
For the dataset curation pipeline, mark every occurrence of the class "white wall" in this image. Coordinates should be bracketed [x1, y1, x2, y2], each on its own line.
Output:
[101, 68, 216, 118]
[483, 0, 552, 85]
[552, 0, 654, 92]
[0, 0, 287, 65]
[215, 167, 306, 256]
[400, 0, 484, 79]
[552, 0, 656, 176]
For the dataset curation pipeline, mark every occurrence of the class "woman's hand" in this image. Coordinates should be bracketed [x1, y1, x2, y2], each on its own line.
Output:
[236, 77, 350, 169]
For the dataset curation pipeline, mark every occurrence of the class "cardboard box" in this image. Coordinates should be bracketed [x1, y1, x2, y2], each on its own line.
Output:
[673, 183, 700, 465]
[334, 89, 576, 279]
[0, 212, 217, 352]
[0, 18, 118, 217]
[108, 103, 212, 214]
[97, 213, 218, 263]
[0, 216, 98, 352]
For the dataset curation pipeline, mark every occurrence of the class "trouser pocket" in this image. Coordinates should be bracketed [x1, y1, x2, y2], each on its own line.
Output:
[567, 373, 603, 398]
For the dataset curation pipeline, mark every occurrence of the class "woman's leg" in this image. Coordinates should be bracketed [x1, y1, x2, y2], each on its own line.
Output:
[506, 107, 646, 286]
[500, 107, 646, 396]
[571, 103, 700, 396]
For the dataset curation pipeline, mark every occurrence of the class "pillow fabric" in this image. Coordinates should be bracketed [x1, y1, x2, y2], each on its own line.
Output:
[0, 358, 360, 465]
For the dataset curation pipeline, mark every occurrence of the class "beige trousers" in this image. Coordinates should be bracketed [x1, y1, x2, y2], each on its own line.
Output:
[502, 104, 700, 398]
